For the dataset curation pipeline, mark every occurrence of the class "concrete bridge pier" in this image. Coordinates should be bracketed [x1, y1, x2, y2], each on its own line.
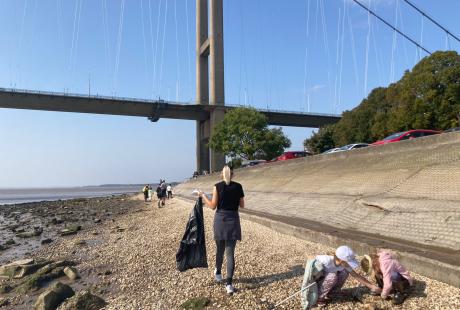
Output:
[196, 0, 225, 174]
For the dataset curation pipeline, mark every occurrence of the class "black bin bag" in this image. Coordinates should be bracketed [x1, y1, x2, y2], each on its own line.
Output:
[176, 197, 208, 272]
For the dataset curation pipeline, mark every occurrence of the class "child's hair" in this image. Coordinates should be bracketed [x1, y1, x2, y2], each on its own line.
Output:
[361, 256, 370, 274]
[361, 252, 382, 277]
[371, 253, 381, 275]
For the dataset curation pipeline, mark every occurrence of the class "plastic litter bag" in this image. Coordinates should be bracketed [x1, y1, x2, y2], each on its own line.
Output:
[176, 197, 208, 272]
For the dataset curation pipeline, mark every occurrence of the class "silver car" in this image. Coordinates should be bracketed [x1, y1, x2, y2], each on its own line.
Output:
[338, 143, 370, 151]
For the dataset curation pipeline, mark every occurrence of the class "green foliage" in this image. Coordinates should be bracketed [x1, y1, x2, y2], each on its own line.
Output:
[180, 297, 210, 309]
[304, 51, 460, 150]
[209, 107, 291, 160]
[304, 125, 335, 154]
[227, 157, 242, 169]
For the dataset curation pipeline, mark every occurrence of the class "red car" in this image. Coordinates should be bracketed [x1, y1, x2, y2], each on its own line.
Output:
[274, 151, 311, 161]
[371, 129, 441, 145]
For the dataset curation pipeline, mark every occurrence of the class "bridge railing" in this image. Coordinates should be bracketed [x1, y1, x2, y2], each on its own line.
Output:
[0, 87, 341, 118]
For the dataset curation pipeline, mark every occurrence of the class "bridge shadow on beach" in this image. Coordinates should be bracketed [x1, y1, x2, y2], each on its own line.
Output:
[236, 264, 304, 290]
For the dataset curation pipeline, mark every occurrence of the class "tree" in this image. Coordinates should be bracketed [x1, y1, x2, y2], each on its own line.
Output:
[304, 51, 460, 149]
[209, 107, 291, 161]
[304, 125, 336, 154]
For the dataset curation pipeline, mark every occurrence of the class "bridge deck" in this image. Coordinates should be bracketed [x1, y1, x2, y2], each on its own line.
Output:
[0, 89, 340, 128]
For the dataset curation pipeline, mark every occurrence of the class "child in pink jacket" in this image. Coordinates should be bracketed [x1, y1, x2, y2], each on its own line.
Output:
[362, 250, 414, 304]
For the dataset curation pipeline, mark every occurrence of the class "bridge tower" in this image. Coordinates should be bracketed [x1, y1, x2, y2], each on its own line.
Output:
[196, 0, 226, 173]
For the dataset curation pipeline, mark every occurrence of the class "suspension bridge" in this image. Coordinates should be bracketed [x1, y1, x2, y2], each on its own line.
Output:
[0, 0, 458, 173]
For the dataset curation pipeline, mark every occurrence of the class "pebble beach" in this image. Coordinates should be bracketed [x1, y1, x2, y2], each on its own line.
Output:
[1, 194, 459, 309]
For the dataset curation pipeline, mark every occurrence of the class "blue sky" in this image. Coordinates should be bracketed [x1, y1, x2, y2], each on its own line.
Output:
[0, 0, 459, 187]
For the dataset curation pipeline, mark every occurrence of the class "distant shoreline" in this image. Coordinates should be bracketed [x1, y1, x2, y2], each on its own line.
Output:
[0, 183, 180, 206]
[0, 185, 142, 206]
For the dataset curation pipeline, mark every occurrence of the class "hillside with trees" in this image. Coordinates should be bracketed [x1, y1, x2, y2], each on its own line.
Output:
[305, 51, 460, 153]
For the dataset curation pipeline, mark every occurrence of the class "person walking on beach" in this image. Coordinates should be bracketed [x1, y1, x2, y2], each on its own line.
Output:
[156, 180, 167, 207]
[199, 166, 244, 295]
[147, 185, 153, 202]
[142, 185, 149, 202]
[167, 184, 173, 199]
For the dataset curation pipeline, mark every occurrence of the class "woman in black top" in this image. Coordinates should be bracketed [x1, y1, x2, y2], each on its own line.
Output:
[200, 166, 245, 294]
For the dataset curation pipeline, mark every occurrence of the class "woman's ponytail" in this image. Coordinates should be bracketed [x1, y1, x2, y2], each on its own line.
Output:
[222, 166, 232, 185]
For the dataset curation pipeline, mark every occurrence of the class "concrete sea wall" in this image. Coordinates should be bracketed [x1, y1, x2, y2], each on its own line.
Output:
[175, 131, 460, 286]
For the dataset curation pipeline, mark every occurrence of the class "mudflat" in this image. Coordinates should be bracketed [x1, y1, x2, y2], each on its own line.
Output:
[1, 195, 459, 309]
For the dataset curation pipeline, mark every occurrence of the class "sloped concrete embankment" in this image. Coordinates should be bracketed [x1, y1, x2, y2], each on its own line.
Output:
[175, 132, 460, 287]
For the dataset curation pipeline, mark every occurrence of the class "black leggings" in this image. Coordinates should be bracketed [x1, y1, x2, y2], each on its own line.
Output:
[215, 240, 237, 285]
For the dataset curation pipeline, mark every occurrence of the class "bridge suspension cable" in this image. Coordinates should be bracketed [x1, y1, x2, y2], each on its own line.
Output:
[101, 0, 112, 91]
[140, 0, 149, 80]
[363, 0, 370, 96]
[347, 14, 360, 98]
[303, 0, 311, 112]
[158, 0, 169, 99]
[174, 0, 180, 101]
[114, 0, 126, 91]
[185, 0, 192, 102]
[351, 0, 431, 55]
[401, 0, 460, 44]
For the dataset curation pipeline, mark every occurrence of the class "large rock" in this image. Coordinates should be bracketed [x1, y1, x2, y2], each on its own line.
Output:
[16, 227, 43, 238]
[57, 290, 106, 310]
[60, 226, 81, 236]
[63, 267, 80, 281]
[16, 261, 74, 293]
[0, 259, 34, 278]
[34, 282, 74, 310]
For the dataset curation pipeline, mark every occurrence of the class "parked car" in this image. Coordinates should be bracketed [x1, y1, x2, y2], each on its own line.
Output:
[371, 129, 441, 145]
[322, 148, 341, 154]
[338, 143, 370, 151]
[274, 151, 310, 161]
[444, 126, 460, 133]
[241, 159, 266, 168]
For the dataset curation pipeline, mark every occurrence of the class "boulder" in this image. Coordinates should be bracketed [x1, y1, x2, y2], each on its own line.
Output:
[13, 261, 50, 279]
[0, 259, 34, 278]
[41, 239, 53, 245]
[63, 267, 80, 281]
[60, 226, 81, 237]
[57, 291, 106, 310]
[16, 261, 74, 293]
[34, 282, 74, 310]
[16, 227, 43, 238]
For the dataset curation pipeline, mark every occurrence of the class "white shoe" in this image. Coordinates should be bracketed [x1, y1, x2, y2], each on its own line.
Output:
[214, 269, 223, 282]
[225, 284, 235, 294]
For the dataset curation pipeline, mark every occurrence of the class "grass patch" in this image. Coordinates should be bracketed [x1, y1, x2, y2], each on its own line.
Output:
[180, 297, 210, 309]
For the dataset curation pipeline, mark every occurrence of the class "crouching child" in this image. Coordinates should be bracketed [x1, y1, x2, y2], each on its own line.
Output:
[301, 246, 381, 309]
[361, 250, 413, 305]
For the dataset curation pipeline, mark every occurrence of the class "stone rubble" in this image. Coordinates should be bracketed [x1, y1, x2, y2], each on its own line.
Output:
[26, 195, 460, 310]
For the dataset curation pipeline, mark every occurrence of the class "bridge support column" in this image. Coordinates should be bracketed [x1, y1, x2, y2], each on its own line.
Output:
[196, 0, 225, 173]
[196, 120, 210, 174]
[196, 0, 210, 174]
[209, 0, 225, 172]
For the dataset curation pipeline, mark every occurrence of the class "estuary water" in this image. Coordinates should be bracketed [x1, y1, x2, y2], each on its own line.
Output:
[0, 185, 142, 205]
